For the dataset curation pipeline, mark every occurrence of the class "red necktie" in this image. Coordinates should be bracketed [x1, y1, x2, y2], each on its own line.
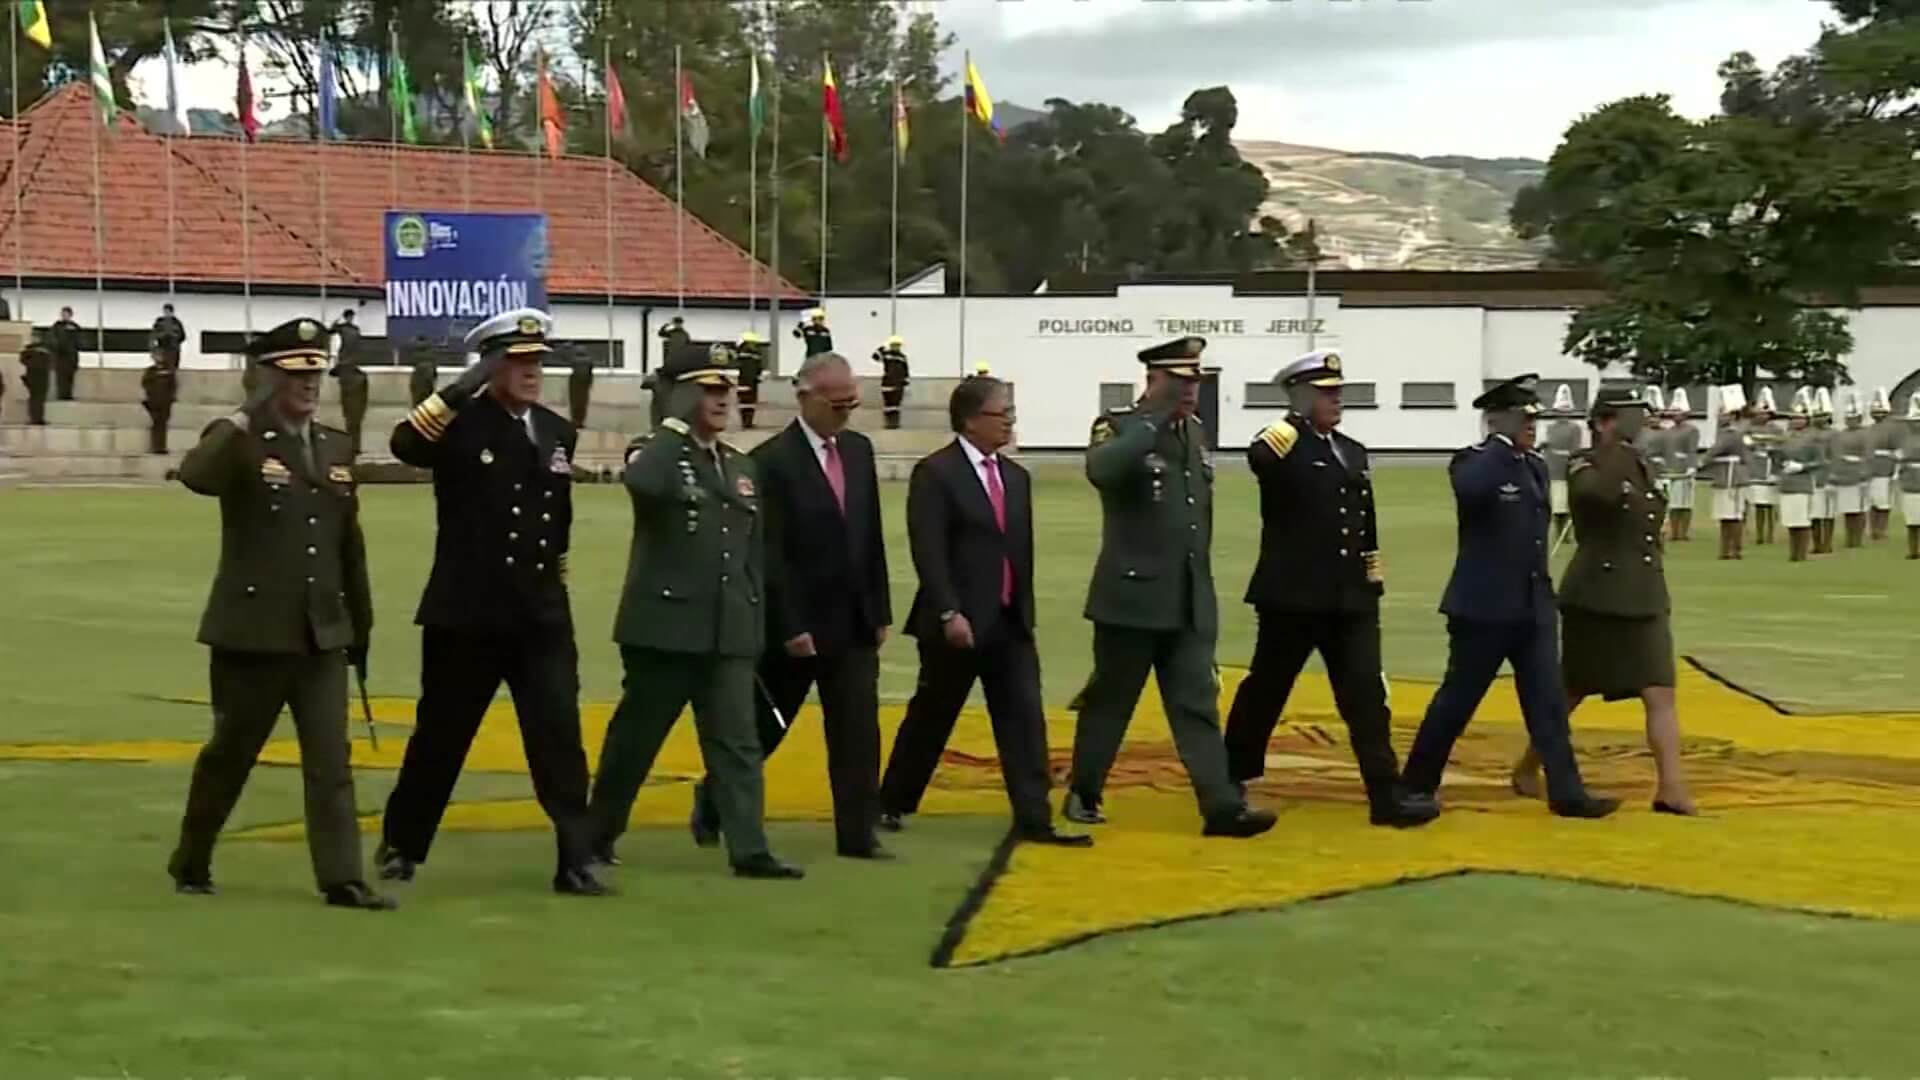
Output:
[822, 437, 847, 514]
[983, 456, 1013, 606]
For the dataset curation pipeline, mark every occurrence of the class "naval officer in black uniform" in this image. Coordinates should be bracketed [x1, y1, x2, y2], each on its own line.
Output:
[1400, 375, 1619, 818]
[1221, 349, 1435, 827]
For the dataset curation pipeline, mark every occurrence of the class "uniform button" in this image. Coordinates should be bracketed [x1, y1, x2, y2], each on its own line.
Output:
[722, 551, 730, 560]
[270, 504, 281, 513]
[306, 575, 315, 584]
[1340, 487, 1347, 495]
[721, 526, 729, 535]
[1603, 561, 1613, 571]
[1339, 507, 1348, 515]
[1648, 512, 1657, 520]
[537, 562, 546, 571]
[538, 539, 547, 549]
[1186, 496, 1194, 505]
[542, 513, 552, 522]
[244, 585, 256, 596]
[511, 506, 521, 516]
[307, 515, 317, 526]
[1189, 523, 1197, 531]
[509, 531, 519, 541]
[661, 588, 671, 598]
[1643, 555, 1653, 564]
[1644, 534, 1654, 542]
[514, 483, 523, 492]
[506, 556, 515, 567]
[720, 573, 730, 583]
[545, 490, 554, 499]
[1341, 528, 1350, 536]
[305, 545, 317, 556]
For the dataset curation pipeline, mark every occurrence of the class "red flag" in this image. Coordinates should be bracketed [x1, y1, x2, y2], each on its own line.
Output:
[606, 63, 629, 137]
[237, 49, 258, 143]
[822, 58, 847, 162]
[538, 51, 565, 158]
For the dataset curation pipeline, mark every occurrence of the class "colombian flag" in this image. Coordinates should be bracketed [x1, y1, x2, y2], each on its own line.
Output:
[823, 58, 848, 161]
[893, 81, 910, 160]
[16, 1, 50, 49]
[965, 56, 1002, 141]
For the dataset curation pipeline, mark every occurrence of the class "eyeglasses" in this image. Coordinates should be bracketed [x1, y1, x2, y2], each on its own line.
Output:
[827, 396, 861, 413]
[977, 408, 1016, 421]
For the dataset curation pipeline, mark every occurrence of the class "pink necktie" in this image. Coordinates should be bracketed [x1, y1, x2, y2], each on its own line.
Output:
[822, 437, 847, 514]
[983, 457, 1013, 606]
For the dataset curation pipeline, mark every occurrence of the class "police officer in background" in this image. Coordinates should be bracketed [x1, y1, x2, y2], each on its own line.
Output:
[152, 303, 187, 366]
[875, 335, 911, 430]
[1705, 386, 1752, 561]
[140, 347, 178, 455]
[168, 317, 391, 909]
[793, 307, 833, 357]
[1401, 375, 1618, 819]
[17, 330, 51, 425]
[567, 343, 595, 430]
[50, 306, 82, 400]
[1543, 382, 1582, 540]
[658, 315, 692, 353]
[1809, 388, 1838, 554]
[328, 312, 370, 458]
[588, 342, 802, 880]
[377, 309, 608, 897]
[734, 330, 766, 429]
[1833, 392, 1873, 548]
[1065, 336, 1277, 838]
[1221, 349, 1436, 828]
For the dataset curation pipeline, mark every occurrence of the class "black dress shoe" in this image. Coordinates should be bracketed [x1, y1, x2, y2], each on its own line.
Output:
[1202, 807, 1279, 838]
[1370, 793, 1441, 828]
[167, 851, 215, 895]
[1063, 790, 1106, 825]
[553, 866, 614, 896]
[877, 810, 906, 832]
[322, 881, 397, 910]
[589, 840, 622, 868]
[1550, 795, 1622, 819]
[688, 781, 720, 848]
[731, 853, 805, 880]
[1016, 826, 1094, 848]
[837, 843, 896, 861]
[374, 842, 417, 882]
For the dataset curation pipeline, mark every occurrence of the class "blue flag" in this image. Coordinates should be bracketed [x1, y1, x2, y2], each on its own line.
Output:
[318, 45, 339, 139]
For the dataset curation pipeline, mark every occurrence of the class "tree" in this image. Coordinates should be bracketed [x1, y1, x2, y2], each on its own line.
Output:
[5, 0, 225, 116]
[474, 0, 555, 147]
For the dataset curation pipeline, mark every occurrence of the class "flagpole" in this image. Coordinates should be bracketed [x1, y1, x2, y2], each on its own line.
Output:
[889, 76, 899, 335]
[535, 52, 545, 224]
[242, 124, 252, 339]
[317, 37, 330, 322]
[11, 20, 22, 320]
[91, 81, 103, 368]
[674, 44, 685, 314]
[959, 52, 970, 372]
[603, 37, 613, 363]
[748, 56, 758, 325]
[767, 60, 782, 371]
[817, 54, 828, 303]
[164, 23, 177, 302]
[390, 28, 400, 214]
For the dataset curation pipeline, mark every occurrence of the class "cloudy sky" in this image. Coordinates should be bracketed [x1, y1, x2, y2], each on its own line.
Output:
[134, 0, 1836, 160]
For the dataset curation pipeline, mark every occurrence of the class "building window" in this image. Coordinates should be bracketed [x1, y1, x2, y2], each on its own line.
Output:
[1342, 382, 1379, 409]
[1243, 382, 1289, 409]
[1400, 381, 1456, 409]
[1099, 382, 1135, 412]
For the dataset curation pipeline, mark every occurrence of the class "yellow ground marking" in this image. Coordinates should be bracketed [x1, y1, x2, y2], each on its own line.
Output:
[5, 666, 1917, 968]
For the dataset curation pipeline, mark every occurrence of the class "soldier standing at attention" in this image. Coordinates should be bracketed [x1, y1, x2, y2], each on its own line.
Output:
[141, 347, 178, 455]
[1064, 336, 1277, 838]
[167, 317, 392, 909]
[1776, 389, 1819, 562]
[20, 331, 53, 425]
[734, 330, 766, 429]
[377, 309, 608, 897]
[1400, 375, 1617, 819]
[1705, 386, 1752, 561]
[1663, 389, 1700, 542]
[875, 335, 911, 430]
[1867, 387, 1901, 541]
[1899, 392, 1920, 560]
[152, 303, 187, 366]
[406, 339, 437, 407]
[1543, 383, 1582, 540]
[328, 312, 369, 459]
[1513, 386, 1696, 815]
[1745, 387, 1783, 545]
[793, 307, 833, 357]
[50, 305, 82, 400]
[658, 315, 691, 353]
[587, 343, 803, 880]
[567, 344, 595, 430]
[1808, 388, 1838, 554]
[1832, 392, 1873, 549]
[1221, 349, 1436, 828]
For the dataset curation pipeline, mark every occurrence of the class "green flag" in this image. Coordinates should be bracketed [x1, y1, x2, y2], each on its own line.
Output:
[88, 13, 114, 126]
[16, 0, 50, 49]
[390, 38, 418, 144]
[749, 52, 765, 139]
[463, 42, 493, 149]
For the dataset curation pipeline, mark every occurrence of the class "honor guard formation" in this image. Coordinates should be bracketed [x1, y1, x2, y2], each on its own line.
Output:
[159, 309, 1918, 907]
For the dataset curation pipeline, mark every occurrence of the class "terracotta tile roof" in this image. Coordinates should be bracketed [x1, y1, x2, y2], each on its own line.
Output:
[0, 84, 801, 301]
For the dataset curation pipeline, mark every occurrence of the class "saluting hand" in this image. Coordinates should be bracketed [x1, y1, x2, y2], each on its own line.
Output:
[229, 369, 279, 431]
[442, 353, 504, 409]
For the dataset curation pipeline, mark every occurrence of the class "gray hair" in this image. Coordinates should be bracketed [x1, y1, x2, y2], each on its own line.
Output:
[794, 351, 852, 392]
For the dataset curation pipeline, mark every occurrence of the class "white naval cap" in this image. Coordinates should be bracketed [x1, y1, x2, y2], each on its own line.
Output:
[464, 307, 554, 360]
[1871, 386, 1892, 415]
[1813, 386, 1834, 416]
[1668, 387, 1691, 414]
[1272, 348, 1344, 388]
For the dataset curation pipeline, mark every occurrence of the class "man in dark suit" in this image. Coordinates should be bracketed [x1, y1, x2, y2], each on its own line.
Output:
[1400, 376, 1619, 818]
[376, 309, 608, 897]
[876, 377, 1092, 847]
[1222, 350, 1436, 827]
[689, 351, 894, 859]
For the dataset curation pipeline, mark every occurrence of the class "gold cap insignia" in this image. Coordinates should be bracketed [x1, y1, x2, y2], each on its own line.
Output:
[518, 315, 542, 335]
[1182, 338, 1203, 358]
[709, 343, 735, 363]
[298, 320, 319, 341]
[1324, 352, 1342, 372]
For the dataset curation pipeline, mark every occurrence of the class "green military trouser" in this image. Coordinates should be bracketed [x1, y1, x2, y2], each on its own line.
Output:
[174, 649, 365, 887]
[569, 378, 591, 429]
[588, 647, 769, 862]
[341, 384, 369, 457]
[1069, 623, 1242, 820]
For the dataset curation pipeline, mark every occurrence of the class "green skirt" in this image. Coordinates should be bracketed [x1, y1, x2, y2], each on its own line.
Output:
[1560, 608, 1676, 702]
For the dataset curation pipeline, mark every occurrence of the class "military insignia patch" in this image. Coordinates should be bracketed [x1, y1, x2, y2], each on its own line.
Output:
[298, 320, 319, 341]
[260, 458, 291, 485]
[736, 474, 755, 498]
[1325, 352, 1342, 372]
[548, 447, 572, 475]
[327, 464, 354, 484]
[1090, 417, 1116, 446]
[518, 315, 542, 335]
[480, 449, 495, 466]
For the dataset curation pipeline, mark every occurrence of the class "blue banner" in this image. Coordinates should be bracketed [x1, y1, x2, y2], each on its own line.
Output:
[383, 211, 549, 350]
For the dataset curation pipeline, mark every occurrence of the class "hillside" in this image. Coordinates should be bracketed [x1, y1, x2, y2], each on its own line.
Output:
[1235, 140, 1548, 270]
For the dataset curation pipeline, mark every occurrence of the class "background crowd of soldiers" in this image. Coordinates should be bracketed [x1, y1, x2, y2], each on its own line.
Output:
[1542, 382, 1920, 561]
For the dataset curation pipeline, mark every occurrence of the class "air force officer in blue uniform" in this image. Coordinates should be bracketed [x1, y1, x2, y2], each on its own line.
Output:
[1400, 375, 1618, 819]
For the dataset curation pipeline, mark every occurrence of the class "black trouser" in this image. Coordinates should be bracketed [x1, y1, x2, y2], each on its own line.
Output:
[1402, 616, 1588, 803]
[382, 625, 593, 874]
[341, 387, 368, 456]
[173, 648, 364, 888]
[24, 374, 47, 424]
[880, 616, 1053, 833]
[707, 643, 883, 853]
[55, 351, 78, 400]
[144, 402, 170, 454]
[1223, 607, 1401, 812]
[737, 384, 759, 428]
[881, 386, 905, 429]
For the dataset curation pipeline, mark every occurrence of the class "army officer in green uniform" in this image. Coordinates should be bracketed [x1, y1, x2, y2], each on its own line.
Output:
[167, 317, 393, 910]
[587, 342, 803, 880]
[1063, 336, 1277, 838]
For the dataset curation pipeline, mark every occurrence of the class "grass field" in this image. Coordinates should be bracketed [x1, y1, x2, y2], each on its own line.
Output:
[3, 465, 1918, 1078]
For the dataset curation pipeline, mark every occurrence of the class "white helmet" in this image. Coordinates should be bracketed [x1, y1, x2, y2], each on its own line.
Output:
[1908, 391, 1920, 419]
[1552, 383, 1574, 412]
[1717, 384, 1746, 416]
[1870, 386, 1892, 416]
[1668, 387, 1691, 415]
[1790, 387, 1813, 418]
[1755, 386, 1778, 415]
[1813, 387, 1834, 417]
[1643, 385, 1666, 412]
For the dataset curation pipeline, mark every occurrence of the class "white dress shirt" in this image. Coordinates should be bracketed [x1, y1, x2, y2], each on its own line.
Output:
[958, 436, 1002, 499]
[798, 416, 836, 473]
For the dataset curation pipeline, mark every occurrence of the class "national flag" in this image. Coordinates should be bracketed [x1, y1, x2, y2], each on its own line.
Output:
[88, 13, 114, 127]
[237, 42, 259, 142]
[965, 57, 1002, 141]
[822, 58, 847, 162]
[893, 81, 910, 160]
[679, 69, 707, 159]
[318, 44, 339, 139]
[163, 21, 189, 135]
[390, 35, 418, 144]
[537, 50, 565, 157]
[462, 42, 492, 149]
[15, 1, 49, 50]
[607, 62, 629, 139]
[748, 52, 765, 139]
